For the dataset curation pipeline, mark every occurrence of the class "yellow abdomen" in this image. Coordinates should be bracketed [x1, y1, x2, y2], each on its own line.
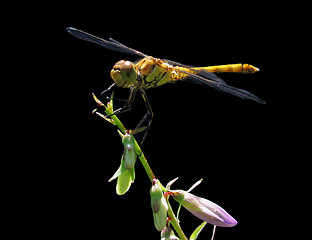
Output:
[171, 63, 260, 82]
[193, 63, 259, 74]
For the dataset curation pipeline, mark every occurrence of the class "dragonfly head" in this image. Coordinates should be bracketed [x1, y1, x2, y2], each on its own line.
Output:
[111, 60, 137, 88]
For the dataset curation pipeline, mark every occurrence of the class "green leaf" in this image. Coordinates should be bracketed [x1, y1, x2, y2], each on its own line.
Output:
[108, 155, 127, 182]
[108, 165, 122, 182]
[109, 91, 114, 111]
[117, 130, 124, 139]
[190, 222, 207, 240]
[176, 203, 182, 222]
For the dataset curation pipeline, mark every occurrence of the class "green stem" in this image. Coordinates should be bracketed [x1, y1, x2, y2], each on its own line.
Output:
[92, 93, 187, 240]
[167, 197, 188, 240]
[133, 141, 155, 182]
[93, 93, 155, 181]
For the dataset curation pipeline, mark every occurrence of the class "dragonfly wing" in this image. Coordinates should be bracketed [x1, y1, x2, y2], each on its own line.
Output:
[189, 68, 226, 84]
[179, 69, 266, 104]
[163, 59, 226, 84]
[67, 27, 147, 57]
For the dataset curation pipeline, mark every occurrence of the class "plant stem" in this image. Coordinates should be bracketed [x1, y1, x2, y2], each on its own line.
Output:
[92, 93, 188, 240]
[93, 93, 127, 134]
[167, 197, 188, 240]
[133, 141, 155, 182]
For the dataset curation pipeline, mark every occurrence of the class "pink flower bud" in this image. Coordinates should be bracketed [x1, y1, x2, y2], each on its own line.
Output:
[171, 190, 237, 227]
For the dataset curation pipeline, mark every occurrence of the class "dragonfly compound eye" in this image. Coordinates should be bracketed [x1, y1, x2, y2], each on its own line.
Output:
[111, 60, 126, 87]
[120, 61, 137, 87]
[111, 60, 137, 88]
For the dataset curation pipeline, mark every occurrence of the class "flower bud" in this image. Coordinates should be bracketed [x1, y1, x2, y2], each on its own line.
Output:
[150, 179, 168, 231]
[109, 153, 135, 195]
[116, 165, 132, 195]
[119, 130, 137, 170]
[171, 190, 237, 227]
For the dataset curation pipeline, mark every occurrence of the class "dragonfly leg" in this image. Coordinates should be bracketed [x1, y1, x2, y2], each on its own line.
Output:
[112, 87, 138, 115]
[100, 83, 116, 96]
[136, 89, 153, 144]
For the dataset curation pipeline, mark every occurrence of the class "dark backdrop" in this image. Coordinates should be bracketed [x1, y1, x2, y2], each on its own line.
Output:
[61, 3, 283, 239]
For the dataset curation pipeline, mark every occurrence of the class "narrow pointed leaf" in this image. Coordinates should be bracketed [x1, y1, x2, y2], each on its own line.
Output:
[108, 155, 127, 182]
[190, 222, 207, 240]
[108, 165, 122, 182]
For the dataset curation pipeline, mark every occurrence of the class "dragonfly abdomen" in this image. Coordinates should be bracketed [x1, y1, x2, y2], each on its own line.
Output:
[196, 63, 259, 74]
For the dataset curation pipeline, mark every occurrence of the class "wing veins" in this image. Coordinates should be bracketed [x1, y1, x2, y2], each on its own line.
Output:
[163, 59, 225, 84]
[178, 69, 266, 104]
[67, 27, 147, 57]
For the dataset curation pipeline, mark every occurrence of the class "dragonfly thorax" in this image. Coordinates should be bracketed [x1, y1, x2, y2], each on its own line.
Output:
[110, 60, 137, 88]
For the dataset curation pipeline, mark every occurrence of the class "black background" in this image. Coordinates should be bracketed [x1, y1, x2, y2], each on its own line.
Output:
[60, 2, 288, 240]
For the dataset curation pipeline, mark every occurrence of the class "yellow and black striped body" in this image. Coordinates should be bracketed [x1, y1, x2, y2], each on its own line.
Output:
[173, 63, 259, 80]
[195, 63, 259, 74]
[134, 58, 260, 89]
[135, 57, 179, 89]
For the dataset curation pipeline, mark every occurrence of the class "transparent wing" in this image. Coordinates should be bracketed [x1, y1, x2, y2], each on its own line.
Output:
[67, 27, 148, 57]
[178, 68, 266, 104]
[190, 68, 226, 84]
[163, 59, 226, 84]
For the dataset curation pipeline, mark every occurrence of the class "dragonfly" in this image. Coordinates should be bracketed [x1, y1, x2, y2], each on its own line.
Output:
[67, 27, 266, 142]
